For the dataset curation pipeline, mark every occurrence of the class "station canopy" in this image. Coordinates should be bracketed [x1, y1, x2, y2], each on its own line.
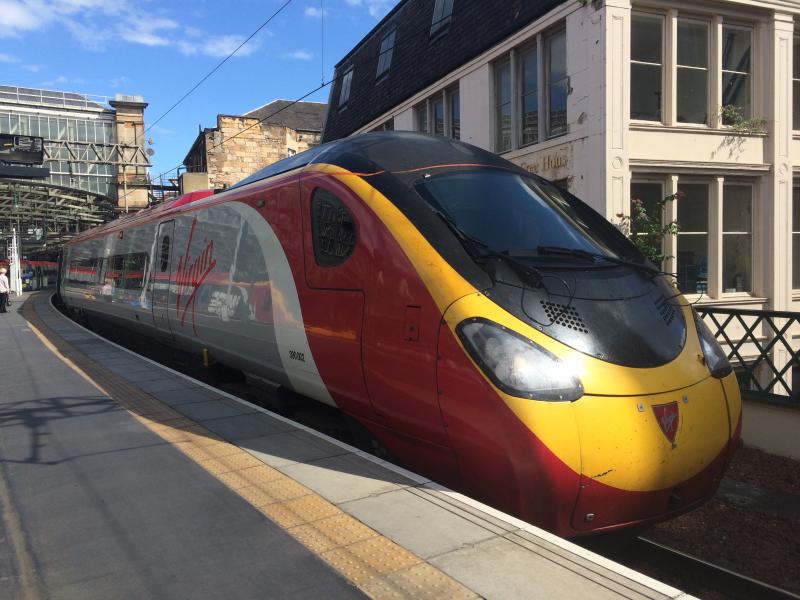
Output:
[0, 178, 117, 252]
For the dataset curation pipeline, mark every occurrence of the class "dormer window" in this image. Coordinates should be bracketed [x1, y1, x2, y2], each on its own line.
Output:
[431, 0, 454, 37]
[376, 28, 396, 79]
[339, 68, 354, 109]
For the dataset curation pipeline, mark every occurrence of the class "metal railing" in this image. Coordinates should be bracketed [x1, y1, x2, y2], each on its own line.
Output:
[696, 307, 800, 407]
[0, 85, 110, 111]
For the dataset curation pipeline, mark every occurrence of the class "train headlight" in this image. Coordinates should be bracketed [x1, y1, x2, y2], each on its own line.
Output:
[457, 318, 584, 401]
[693, 310, 732, 378]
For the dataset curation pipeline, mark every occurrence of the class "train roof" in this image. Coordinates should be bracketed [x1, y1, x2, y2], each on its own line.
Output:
[230, 131, 518, 190]
[67, 132, 522, 245]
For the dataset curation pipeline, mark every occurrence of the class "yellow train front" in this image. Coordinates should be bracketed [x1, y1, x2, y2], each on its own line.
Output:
[319, 133, 742, 537]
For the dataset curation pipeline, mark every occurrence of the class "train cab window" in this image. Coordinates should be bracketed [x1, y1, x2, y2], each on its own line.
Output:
[160, 236, 170, 271]
[311, 188, 357, 267]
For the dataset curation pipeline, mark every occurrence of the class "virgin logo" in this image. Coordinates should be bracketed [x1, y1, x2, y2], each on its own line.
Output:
[175, 217, 217, 335]
[652, 402, 680, 444]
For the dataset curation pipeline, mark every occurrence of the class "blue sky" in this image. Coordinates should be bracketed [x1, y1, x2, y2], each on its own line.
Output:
[0, 0, 399, 182]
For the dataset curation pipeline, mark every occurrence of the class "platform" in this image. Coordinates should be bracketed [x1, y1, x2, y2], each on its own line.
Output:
[0, 292, 696, 599]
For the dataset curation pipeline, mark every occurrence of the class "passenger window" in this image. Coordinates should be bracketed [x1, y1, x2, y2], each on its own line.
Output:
[160, 236, 170, 272]
[311, 188, 357, 267]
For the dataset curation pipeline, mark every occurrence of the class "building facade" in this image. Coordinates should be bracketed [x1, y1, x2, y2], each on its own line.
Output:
[323, 0, 800, 320]
[183, 100, 326, 191]
[0, 85, 150, 210]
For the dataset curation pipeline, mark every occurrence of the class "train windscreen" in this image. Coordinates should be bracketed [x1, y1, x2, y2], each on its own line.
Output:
[415, 169, 621, 261]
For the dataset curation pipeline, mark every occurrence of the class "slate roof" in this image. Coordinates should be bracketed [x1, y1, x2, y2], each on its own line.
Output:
[243, 100, 327, 132]
[322, 0, 567, 142]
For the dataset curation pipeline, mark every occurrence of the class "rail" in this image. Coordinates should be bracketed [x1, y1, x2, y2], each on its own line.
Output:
[695, 306, 800, 407]
[624, 537, 800, 600]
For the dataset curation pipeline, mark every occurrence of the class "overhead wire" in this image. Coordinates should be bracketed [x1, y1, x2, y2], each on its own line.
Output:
[144, 0, 295, 135]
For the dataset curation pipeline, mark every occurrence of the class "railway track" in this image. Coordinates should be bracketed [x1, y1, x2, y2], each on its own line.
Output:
[59, 301, 798, 600]
[625, 537, 799, 600]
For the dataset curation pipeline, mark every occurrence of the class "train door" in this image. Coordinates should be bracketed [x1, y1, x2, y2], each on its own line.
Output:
[299, 178, 375, 419]
[151, 220, 175, 339]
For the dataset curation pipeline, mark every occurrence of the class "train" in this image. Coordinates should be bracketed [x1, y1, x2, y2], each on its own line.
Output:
[59, 131, 741, 537]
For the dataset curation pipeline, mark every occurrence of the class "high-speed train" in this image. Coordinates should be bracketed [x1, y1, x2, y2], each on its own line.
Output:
[60, 132, 741, 537]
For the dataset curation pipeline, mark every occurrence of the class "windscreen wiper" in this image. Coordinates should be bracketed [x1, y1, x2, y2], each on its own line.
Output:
[534, 245, 664, 278]
[433, 210, 543, 287]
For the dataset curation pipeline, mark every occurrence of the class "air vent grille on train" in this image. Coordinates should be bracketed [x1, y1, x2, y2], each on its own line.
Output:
[540, 300, 588, 333]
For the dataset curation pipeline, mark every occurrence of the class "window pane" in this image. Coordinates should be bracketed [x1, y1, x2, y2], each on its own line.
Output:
[450, 90, 460, 140]
[632, 14, 662, 63]
[547, 31, 567, 138]
[723, 185, 752, 232]
[794, 36, 800, 79]
[722, 73, 751, 119]
[522, 93, 539, 145]
[677, 234, 708, 294]
[722, 27, 751, 72]
[495, 61, 511, 151]
[548, 31, 566, 82]
[722, 185, 752, 293]
[631, 63, 662, 121]
[520, 47, 538, 145]
[496, 61, 511, 106]
[521, 46, 537, 96]
[678, 21, 708, 68]
[416, 104, 428, 133]
[677, 68, 708, 124]
[677, 184, 708, 232]
[794, 187, 800, 288]
[630, 182, 663, 234]
[794, 80, 800, 131]
[723, 235, 751, 292]
[497, 102, 512, 152]
[433, 98, 444, 135]
[794, 234, 800, 289]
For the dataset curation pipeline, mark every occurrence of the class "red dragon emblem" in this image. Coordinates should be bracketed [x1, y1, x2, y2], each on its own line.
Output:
[652, 401, 679, 445]
[175, 217, 216, 336]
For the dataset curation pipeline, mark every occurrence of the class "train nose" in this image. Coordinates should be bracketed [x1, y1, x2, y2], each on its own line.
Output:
[569, 377, 732, 532]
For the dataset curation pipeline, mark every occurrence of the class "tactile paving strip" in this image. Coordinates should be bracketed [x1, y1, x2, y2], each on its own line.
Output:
[23, 295, 478, 600]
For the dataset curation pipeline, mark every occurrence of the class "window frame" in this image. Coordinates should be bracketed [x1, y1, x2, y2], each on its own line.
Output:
[414, 86, 460, 140]
[545, 27, 568, 139]
[310, 187, 358, 267]
[793, 34, 800, 131]
[631, 175, 759, 299]
[675, 16, 711, 125]
[492, 24, 567, 154]
[630, 11, 666, 124]
[720, 23, 754, 123]
[376, 27, 397, 80]
[793, 185, 800, 289]
[338, 68, 354, 110]
[430, 0, 454, 38]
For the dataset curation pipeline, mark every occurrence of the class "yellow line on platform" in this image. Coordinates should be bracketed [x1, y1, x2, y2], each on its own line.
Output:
[22, 295, 476, 600]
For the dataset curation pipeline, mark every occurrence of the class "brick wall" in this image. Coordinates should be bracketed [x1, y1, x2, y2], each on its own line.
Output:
[200, 116, 321, 189]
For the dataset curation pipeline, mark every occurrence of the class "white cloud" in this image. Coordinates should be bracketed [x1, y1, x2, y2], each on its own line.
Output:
[284, 50, 312, 61]
[203, 34, 260, 58]
[41, 74, 85, 87]
[177, 35, 260, 58]
[343, 0, 391, 17]
[0, 52, 19, 62]
[0, 0, 45, 38]
[304, 5, 328, 18]
[22, 63, 42, 72]
[109, 75, 129, 89]
[0, 1, 263, 59]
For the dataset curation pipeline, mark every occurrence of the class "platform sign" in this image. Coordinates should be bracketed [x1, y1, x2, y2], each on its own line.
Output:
[0, 134, 45, 165]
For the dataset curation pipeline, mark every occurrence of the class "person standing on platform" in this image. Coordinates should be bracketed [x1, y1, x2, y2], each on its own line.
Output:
[0, 267, 9, 314]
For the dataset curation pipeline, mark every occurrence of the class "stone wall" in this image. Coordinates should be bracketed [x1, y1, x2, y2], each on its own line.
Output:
[204, 115, 322, 189]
